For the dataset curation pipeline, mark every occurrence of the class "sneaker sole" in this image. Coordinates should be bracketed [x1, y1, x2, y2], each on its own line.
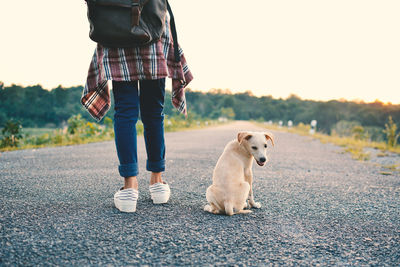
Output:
[115, 200, 137, 213]
[152, 194, 170, 204]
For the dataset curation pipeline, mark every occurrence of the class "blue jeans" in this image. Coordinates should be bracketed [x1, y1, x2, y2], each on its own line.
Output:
[112, 79, 166, 178]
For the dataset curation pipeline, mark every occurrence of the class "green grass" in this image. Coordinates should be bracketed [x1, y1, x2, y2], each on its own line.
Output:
[379, 164, 400, 176]
[381, 164, 400, 172]
[22, 127, 56, 136]
[0, 118, 226, 152]
[383, 164, 399, 171]
[343, 146, 371, 161]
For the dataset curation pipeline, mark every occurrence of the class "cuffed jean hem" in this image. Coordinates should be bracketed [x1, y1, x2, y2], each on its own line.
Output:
[118, 163, 139, 178]
[146, 159, 166, 173]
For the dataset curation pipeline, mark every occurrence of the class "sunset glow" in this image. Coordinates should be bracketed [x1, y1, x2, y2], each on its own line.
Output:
[1, 0, 399, 104]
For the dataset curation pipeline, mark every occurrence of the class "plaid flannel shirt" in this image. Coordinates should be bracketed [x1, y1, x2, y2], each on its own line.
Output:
[81, 18, 193, 121]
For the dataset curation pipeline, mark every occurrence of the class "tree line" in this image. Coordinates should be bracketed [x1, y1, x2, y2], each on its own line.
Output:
[1, 82, 399, 138]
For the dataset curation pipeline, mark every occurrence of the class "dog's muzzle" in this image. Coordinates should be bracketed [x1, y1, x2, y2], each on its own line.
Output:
[256, 157, 267, 166]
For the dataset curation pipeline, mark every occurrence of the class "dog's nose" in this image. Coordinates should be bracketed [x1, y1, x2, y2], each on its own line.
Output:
[259, 157, 266, 163]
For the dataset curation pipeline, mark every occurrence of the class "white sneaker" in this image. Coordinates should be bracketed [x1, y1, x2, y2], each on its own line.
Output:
[149, 182, 171, 204]
[114, 187, 138, 213]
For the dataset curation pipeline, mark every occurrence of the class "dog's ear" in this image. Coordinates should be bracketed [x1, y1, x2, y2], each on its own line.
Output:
[264, 132, 275, 146]
[237, 132, 252, 144]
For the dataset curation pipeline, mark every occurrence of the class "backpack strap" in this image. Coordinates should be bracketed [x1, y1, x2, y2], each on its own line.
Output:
[166, 0, 181, 63]
[131, 0, 141, 27]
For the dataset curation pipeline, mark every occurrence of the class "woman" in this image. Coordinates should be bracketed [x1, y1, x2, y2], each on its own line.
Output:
[81, 6, 193, 212]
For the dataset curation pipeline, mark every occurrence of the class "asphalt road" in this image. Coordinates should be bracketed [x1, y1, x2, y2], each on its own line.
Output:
[1, 121, 399, 266]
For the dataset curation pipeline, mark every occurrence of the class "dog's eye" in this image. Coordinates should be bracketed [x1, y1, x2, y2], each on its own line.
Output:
[251, 146, 257, 150]
[264, 144, 267, 148]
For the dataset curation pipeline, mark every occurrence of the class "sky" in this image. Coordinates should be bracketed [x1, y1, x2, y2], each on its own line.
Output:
[1, 0, 399, 104]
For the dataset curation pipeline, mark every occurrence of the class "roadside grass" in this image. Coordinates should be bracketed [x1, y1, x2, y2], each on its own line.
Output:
[257, 122, 400, 161]
[1, 130, 115, 152]
[379, 164, 400, 176]
[22, 128, 55, 136]
[0, 116, 225, 152]
[343, 146, 371, 161]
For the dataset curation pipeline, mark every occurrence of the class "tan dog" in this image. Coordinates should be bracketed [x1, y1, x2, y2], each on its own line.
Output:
[204, 131, 274, 216]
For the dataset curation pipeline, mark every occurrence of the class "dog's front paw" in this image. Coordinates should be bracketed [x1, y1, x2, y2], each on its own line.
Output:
[204, 204, 213, 213]
[250, 201, 261, 209]
[204, 204, 221, 214]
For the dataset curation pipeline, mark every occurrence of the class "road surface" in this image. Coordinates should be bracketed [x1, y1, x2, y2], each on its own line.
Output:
[1, 121, 399, 265]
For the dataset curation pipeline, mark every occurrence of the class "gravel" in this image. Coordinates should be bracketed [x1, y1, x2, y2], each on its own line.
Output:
[1, 121, 399, 266]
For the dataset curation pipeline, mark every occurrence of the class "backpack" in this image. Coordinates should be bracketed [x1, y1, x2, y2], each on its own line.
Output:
[85, 0, 180, 62]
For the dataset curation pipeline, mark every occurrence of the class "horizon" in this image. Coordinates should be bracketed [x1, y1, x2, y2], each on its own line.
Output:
[1, 81, 398, 106]
[1, 0, 399, 104]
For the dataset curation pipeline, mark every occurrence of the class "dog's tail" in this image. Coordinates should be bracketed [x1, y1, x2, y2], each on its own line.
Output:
[236, 209, 252, 214]
[224, 202, 253, 216]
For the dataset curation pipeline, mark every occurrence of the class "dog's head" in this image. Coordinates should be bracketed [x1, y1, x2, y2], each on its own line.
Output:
[237, 131, 274, 166]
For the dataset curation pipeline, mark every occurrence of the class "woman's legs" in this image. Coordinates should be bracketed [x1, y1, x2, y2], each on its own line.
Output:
[112, 81, 139, 189]
[139, 78, 166, 185]
[112, 79, 166, 190]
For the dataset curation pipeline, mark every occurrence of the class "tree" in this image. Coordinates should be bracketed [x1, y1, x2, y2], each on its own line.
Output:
[67, 114, 86, 134]
[220, 107, 235, 119]
[1, 119, 23, 147]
